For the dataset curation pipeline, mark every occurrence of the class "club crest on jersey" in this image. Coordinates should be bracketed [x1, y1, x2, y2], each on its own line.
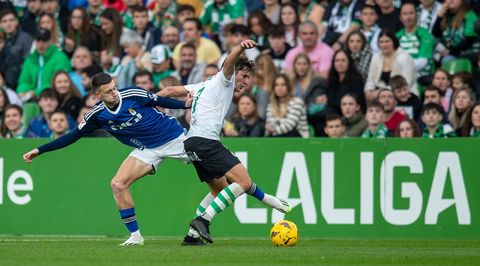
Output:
[128, 108, 137, 116]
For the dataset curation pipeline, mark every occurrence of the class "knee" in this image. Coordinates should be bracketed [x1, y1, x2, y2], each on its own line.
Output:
[111, 178, 127, 193]
[237, 179, 252, 193]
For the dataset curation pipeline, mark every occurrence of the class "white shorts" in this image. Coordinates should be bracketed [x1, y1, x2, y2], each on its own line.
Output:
[128, 133, 190, 172]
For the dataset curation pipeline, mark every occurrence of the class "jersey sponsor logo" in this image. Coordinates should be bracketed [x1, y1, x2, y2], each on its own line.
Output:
[110, 111, 143, 131]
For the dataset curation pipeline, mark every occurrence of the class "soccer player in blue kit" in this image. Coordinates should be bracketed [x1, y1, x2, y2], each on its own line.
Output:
[23, 73, 193, 246]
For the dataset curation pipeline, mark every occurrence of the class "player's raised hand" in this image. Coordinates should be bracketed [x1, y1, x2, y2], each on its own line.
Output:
[240, 40, 257, 50]
[185, 93, 193, 108]
[23, 148, 40, 163]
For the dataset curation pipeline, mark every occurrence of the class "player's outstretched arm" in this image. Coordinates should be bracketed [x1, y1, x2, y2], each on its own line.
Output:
[23, 148, 40, 163]
[157, 86, 189, 97]
[222, 40, 256, 80]
[22, 129, 84, 163]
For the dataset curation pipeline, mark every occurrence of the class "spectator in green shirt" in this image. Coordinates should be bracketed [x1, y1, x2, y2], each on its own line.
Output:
[17, 28, 71, 101]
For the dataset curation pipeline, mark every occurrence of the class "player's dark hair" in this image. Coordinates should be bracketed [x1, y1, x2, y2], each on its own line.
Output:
[421, 102, 443, 116]
[91, 73, 112, 91]
[325, 113, 345, 125]
[235, 56, 255, 74]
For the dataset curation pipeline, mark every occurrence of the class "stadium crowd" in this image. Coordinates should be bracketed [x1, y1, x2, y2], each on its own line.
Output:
[0, 0, 479, 139]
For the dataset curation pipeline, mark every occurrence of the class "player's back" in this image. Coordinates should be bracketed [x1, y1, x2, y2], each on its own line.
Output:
[87, 87, 184, 149]
[185, 71, 234, 140]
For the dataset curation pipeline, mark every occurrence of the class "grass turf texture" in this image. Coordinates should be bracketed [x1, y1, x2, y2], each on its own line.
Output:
[1, 237, 479, 266]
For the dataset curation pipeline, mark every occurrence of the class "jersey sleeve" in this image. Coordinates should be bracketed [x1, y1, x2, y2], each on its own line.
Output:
[218, 69, 234, 88]
[37, 109, 99, 154]
[121, 86, 187, 109]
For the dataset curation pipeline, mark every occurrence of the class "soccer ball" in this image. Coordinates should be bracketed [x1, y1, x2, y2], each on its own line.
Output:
[270, 220, 299, 247]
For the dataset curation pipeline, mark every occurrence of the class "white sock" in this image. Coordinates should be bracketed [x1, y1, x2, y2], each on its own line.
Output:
[202, 183, 244, 222]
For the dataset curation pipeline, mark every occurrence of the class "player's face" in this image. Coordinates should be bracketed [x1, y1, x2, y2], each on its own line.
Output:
[340, 95, 360, 119]
[398, 121, 414, 138]
[235, 70, 251, 92]
[472, 106, 480, 128]
[325, 119, 345, 138]
[422, 109, 441, 127]
[50, 113, 69, 134]
[96, 81, 119, 105]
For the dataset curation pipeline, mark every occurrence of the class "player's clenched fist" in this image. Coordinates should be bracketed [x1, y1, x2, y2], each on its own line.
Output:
[23, 148, 40, 163]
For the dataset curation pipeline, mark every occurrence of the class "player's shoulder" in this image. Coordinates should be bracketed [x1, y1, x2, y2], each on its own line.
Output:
[85, 102, 105, 121]
[119, 86, 148, 98]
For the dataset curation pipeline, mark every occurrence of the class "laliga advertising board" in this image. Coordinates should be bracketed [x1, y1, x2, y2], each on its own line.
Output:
[0, 138, 478, 239]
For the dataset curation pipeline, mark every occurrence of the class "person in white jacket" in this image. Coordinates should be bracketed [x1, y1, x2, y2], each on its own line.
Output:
[365, 29, 417, 101]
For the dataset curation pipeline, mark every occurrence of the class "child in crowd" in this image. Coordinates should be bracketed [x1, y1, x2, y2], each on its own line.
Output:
[421, 103, 456, 138]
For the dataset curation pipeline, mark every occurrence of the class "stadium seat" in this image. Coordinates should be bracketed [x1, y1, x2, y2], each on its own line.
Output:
[22, 102, 40, 126]
[441, 59, 472, 75]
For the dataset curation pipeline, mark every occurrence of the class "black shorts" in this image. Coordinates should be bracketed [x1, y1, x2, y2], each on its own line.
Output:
[184, 137, 241, 182]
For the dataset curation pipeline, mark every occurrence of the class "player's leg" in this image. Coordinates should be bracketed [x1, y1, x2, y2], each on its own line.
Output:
[111, 156, 153, 246]
[182, 177, 227, 246]
[192, 164, 292, 243]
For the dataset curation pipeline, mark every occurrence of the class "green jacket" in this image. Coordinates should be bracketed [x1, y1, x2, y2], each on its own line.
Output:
[17, 44, 71, 95]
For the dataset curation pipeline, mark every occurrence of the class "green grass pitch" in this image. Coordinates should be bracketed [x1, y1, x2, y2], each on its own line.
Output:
[1, 237, 479, 266]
